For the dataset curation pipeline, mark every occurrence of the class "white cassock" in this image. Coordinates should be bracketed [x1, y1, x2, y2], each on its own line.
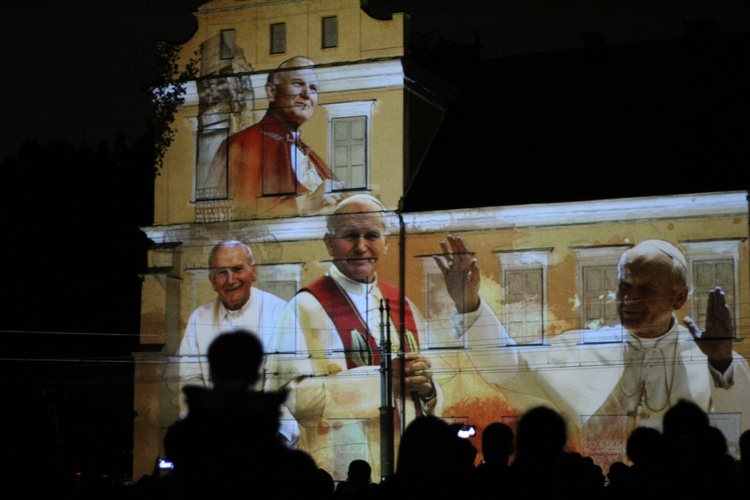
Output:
[173, 287, 297, 441]
[264, 265, 514, 481]
[501, 316, 750, 457]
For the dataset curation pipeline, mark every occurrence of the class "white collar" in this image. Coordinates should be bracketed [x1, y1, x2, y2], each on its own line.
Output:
[218, 288, 255, 319]
[627, 315, 679, 350]
[328, 265, 377, 296]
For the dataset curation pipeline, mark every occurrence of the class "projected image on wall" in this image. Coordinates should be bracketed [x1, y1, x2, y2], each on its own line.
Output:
[253, 192, 749, 480]
[198, 54, 345, 219]
[136, 0, 750, 486]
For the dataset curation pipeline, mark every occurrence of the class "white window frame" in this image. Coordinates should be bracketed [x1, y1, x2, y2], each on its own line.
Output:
[255, 263, 303, 302]
[194, 122, 230, 201]
[495, 249, 551, 345]
[420, 257, 462, 350]
[323, 101, 373, 191]
[270, 23, 287, 54]
[322, 16, 338, 49]
[681, 239, 742, 339]
[572, 245, 630, 343]
[220, 29, 236, 59]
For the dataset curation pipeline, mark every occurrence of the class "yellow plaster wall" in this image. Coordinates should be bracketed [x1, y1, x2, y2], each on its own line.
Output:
[140, 276, 168, 346]
[189, 0, 406, 73]
[402, 213, 749, 338]
[132, 354, 166, 480]
[154, 0, 409, 225]
[367, 90, 403, 208]
[153, 109, 198, 225]
[135, 195, 749, 477]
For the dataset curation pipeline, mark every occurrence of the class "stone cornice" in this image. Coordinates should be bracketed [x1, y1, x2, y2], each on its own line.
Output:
[141, 191, 748, 245]
[183, 58, 405, 107]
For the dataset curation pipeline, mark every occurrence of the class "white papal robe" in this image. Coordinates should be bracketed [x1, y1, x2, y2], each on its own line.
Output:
[264, 265, 514, 481]
[501, 317, 750, 460]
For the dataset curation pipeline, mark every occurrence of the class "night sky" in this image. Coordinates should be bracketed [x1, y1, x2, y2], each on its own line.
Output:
[0, 0, 201, 160]
[3, 0, 750, 159]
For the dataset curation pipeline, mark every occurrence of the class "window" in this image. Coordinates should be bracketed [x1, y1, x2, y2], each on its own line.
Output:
[255, 263, 302, 351]
[220, 30, 235, 59]
[323, 101, 373, 191]
[257, 279, 298, 303]
[572, 246, 628, 340]
[693, 260, 734, 326]
[421, 258, 460, 349]
[271, 23, 286, 54]
[682, 239, 742, 337]
[255, 263, 302, 303]
[581, 266, 619, 329]
[504, 269, 544, 342]
[496, 249, 551, 344]
[322, 16, 338, 48]
[195, 126, 230, 201]
[332, 116, 367, 189]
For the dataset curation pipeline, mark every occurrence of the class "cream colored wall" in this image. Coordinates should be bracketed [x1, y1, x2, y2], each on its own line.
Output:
[139, 0, 750, 480]
[153, 0, 408, 224]
[132, 353, 165, 479]
[151, 194, 750, 371]
[158, 205, 749, 350]
[367, 89, 404, 208]
[135, 191, 750, 477]
[153, 86, 404, 223]
[153, 109, 198, 225]
[403, 213, 749, 339]
[320, 87, 404, 209]
[140, 276, 169, 346]
[190, 0, 406, 73]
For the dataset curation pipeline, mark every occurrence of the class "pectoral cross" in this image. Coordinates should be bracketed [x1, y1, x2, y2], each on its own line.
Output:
[626, 384, 651, 433]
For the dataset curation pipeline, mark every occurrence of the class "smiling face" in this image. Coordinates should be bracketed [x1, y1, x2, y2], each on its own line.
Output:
[616, 242, 688, 338]
[266, 63, 319, 127]
[208, 243, 258, 311]
[324, 201, 389, 283]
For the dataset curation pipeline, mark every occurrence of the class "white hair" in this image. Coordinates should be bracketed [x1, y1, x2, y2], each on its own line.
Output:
[326, 194, 390, 234]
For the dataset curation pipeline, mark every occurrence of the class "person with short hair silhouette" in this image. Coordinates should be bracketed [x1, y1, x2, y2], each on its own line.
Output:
[164, 329, 318, 499]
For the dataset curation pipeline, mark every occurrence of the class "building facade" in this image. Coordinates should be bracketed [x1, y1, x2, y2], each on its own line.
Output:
[133, 0, 750, 482]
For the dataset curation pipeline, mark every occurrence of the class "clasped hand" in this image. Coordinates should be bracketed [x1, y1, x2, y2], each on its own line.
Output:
[391, 353, 434, 399]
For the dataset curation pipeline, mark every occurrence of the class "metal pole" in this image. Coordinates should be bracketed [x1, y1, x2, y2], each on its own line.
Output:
[379, 298, 394, 481]
[397, 205, 407, 433]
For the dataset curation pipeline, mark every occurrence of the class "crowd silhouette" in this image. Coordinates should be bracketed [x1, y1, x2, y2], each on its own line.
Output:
[123, 329, 750, 499]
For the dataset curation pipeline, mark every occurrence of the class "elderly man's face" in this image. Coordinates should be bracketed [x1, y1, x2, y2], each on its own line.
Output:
[268, 66, 319, 126]
[324, 206, 389, 283]
[616, 251, 687, 338]
[209, 245, 258, 311]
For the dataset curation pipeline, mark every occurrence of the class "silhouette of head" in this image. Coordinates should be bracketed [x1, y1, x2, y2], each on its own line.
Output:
[397, 416, 454, 478]
[481, 422, 514, 465]
[662, 399, 709, 441]
[207, 329, 264, 390]
[347, 459, 372, 484]
[314, 468, 335, 495]
[607, 461, 630, 483]
[448, 423, 478, 468]
[626, 426, 663, 465]
[515, 406, 567, 459]
[740, 429, 750, 460]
